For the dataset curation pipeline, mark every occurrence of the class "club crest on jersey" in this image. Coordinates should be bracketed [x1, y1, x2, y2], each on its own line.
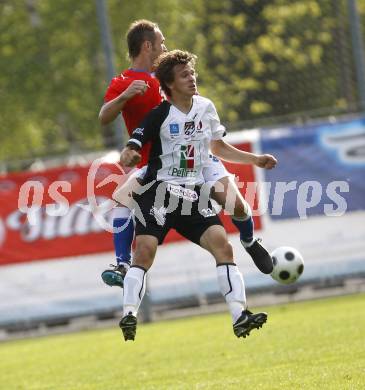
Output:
[184, 121, 196, 136]
[169, 123, 180, 137]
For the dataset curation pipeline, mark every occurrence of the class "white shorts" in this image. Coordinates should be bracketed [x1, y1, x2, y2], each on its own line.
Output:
[202, 154, 230, 184]
[130, 165, 147, 180]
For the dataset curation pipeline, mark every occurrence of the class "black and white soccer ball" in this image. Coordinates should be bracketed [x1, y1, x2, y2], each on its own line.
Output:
[270, 246, 304, 285]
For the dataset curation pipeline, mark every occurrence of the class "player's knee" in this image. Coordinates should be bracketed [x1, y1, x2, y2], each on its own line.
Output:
[222, 240, 234, 260]
[213, 239, 233, 262]
[133, 242, 156, 269]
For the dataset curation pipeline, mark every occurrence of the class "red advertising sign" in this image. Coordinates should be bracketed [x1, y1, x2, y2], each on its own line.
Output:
[0, 143, 261, 265]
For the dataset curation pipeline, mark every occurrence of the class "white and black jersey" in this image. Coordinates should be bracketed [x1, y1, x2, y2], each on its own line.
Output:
[127, 95, 226, 185]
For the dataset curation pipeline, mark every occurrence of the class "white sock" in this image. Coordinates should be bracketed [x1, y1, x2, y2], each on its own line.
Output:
[123, 266, 147, 317]
[216, 263, 246, 323]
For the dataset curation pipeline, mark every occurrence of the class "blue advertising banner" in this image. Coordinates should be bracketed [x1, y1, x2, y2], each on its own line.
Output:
[260, 117, 365, 219]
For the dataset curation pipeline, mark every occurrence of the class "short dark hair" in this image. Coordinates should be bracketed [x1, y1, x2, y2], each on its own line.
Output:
[154, 50, 197, 96]
[126, 20, 159, 59]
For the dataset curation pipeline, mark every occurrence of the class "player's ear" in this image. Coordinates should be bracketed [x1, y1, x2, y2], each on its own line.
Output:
[166, 75, 175, 91]
[166, 81, 174, 94]
[144, 40, 153, 51]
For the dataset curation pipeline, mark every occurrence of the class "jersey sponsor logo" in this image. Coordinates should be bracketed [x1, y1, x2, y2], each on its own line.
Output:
[184, 121, 196, 136]
[169, 167, 197, 177]
[133, 127, 144, 135]
[167, 184, 198, 202]
[169, 123, 180, 137]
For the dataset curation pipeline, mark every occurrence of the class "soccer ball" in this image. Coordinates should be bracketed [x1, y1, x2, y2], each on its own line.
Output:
[270, 246, 304, 285]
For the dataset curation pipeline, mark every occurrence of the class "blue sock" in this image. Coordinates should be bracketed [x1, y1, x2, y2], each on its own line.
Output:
[113, 216, 134, 265]
[231, 216, 254, 244]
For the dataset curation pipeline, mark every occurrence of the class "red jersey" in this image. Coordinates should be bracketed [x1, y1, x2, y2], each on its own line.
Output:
[104, 69, 163, 167]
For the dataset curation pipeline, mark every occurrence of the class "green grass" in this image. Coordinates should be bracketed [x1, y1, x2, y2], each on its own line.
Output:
[1, 293, 364, 390]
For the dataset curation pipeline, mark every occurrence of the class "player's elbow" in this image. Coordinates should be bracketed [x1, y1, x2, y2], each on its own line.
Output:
[99, 103, 116, 126]
[98, 109, 109, 126]
[210, 140, 225, 158]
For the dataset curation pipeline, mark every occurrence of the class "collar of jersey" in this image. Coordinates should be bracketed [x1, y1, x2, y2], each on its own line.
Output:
[128, 68, 151, 75]
[171, 95, 196, 117]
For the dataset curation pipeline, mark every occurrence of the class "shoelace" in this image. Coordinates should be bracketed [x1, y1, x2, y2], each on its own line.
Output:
[109, 263, 125, 272]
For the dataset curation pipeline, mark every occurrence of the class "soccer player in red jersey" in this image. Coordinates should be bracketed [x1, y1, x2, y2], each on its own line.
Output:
[99, 20, 166, 283]
[100, 20, 166, 167]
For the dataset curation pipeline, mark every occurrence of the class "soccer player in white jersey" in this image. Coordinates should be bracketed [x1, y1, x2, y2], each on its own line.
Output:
[116, 50, 277, 341]
[100, 21, 274, 290]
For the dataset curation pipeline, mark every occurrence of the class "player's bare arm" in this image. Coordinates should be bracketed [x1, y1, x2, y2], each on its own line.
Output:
[99, 80, 149, 125]
[210, 139, 277, 169]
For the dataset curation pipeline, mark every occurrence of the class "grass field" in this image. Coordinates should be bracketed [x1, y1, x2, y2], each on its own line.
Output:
[0, 293, 364, 390]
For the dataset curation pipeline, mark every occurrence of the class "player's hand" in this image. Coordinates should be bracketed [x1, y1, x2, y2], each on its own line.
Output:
[255, 154, 277, 169]
[120, 147, 141, 167]
[122, 80, 149, 100]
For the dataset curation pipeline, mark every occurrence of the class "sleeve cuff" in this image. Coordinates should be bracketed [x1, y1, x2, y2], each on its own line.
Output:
[211, 125, 226, 140]
[127, 138, 142, 148]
